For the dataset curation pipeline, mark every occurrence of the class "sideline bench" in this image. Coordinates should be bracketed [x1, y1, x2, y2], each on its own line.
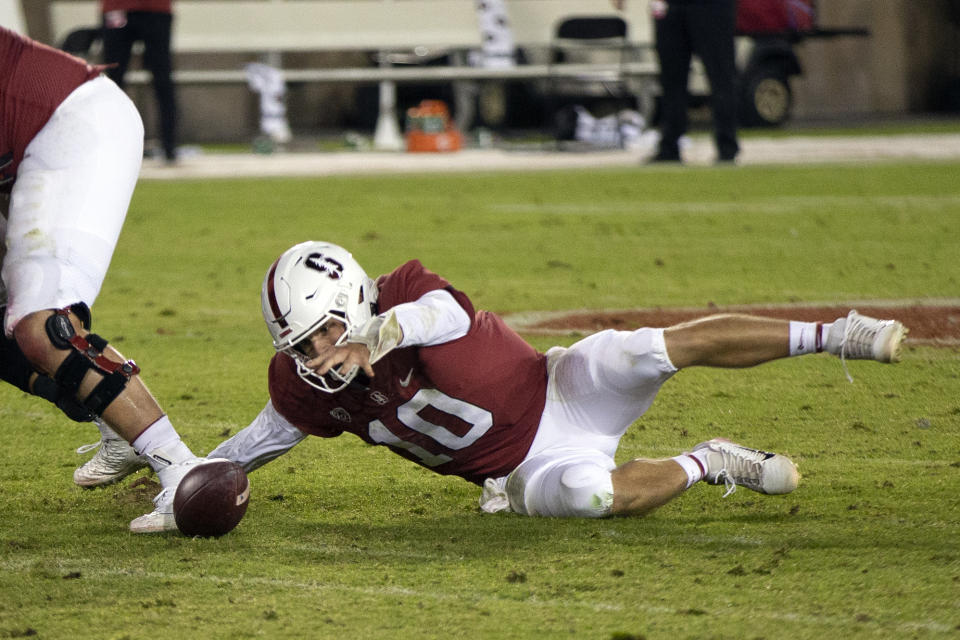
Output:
[49, 0, 659, 86]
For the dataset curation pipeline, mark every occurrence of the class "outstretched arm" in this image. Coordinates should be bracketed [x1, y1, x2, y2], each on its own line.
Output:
[208, 400, 307, 473]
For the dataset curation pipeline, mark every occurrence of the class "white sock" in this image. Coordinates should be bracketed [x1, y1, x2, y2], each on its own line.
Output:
[672, 453, 706, 488]
[132, 415, 194, 469]
[789, 321, 830, 356]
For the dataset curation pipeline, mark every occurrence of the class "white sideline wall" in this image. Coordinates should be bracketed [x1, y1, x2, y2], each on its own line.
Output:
[0, 0, 27, 33]
[49, 0, 655, 53]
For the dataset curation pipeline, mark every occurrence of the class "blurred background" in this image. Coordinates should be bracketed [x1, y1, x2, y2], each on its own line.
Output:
[7, 0, 960, 149]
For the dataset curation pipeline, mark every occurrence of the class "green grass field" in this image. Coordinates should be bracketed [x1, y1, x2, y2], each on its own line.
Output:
[1, 158, 958, 639]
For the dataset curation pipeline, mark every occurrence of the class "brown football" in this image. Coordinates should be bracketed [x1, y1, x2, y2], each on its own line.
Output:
[173, 459, 250, 537]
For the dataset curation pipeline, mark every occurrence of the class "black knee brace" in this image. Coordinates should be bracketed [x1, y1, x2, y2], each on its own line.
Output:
[31, 373, 97, 422]
[0, 323, 33, 393]
[0, 304, 94, 421]
[45, 306, 140, 418]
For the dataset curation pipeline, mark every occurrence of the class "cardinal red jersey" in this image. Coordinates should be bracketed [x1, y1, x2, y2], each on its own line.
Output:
[268, 260, 548, 485]
[0, 27, 102, 190]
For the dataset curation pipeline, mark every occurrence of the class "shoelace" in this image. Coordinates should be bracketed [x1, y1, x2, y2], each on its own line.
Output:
[77, 438, 143, 470]
[715, 446, 767, 497]
[715, 469, 738, 498]
[840, 309, 862, 383]
[153, 487, 173, 509]
[75, 439, 102, 455]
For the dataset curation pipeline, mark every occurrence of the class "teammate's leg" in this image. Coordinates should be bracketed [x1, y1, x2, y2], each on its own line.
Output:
[74, 418, 148, 488]
[3, 76, 198, 532]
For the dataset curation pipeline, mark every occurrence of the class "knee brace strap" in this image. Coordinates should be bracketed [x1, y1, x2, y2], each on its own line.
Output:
[31, 374, 96, 422]
[45, 308, 140, 417]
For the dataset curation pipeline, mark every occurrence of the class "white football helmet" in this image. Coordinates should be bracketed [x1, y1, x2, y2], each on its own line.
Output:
[261, 241, 378, 392]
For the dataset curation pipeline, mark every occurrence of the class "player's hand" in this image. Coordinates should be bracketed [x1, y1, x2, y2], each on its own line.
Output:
[307, 342, 375, 380]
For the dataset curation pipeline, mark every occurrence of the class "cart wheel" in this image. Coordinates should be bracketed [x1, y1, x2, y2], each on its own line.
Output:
[741, 65, 792, 127]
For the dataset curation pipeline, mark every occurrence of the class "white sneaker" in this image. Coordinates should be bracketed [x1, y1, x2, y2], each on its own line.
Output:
[826, 310, 907, 363]
[129, 487, 176, 533]
[129, 456, 206, 534]
[826, 310, 907, 382]
[74, 437, 149, 488]
[691, 438, 799, 497]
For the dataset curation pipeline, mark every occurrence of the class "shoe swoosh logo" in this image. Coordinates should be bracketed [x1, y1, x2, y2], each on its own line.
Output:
[399, 368, 414, 387]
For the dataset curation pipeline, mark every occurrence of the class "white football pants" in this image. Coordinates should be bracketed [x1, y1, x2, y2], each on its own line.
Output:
[2, 75, 143, 336]
[504, 328, 677, 517]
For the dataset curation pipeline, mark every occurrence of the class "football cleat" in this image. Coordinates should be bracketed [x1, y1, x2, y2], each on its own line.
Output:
[129, 456, 206, 533]
[129, 487, 176, 533]
[74, 437, 149, 488]
[825, 310, 907, 382]
[826, 310, 907, 363]
[691, 438, 798, 497]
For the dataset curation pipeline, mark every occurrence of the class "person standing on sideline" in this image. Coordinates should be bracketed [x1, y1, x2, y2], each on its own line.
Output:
[100, 0, 179, 164]
[612, 0, 740, 163]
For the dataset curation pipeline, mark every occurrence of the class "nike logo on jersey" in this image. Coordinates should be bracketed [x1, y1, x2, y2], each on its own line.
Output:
[399, 369, 414, 387]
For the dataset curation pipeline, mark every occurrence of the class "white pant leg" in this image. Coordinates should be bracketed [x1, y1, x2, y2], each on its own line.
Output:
[2, 76, 143, 336]
[535, 328, 677, 454]
[505, 447, 617, 517]
[502, 328, 678, 517]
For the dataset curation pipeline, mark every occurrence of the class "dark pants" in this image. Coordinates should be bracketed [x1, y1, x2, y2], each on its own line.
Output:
[654, 0, 739, 161]
[102, 11, 178, 161]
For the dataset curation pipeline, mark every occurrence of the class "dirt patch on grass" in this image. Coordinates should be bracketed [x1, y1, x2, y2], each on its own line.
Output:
[510, 303, 960, 346]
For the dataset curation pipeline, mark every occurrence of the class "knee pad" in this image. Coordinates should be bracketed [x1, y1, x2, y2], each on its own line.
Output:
[506, 450, 615, 518]
[44, 306, 139, 417]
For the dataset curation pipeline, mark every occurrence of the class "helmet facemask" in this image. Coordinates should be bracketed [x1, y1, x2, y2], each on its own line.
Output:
[261, 242, 377, 392]
[283, 316, 358, 392]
